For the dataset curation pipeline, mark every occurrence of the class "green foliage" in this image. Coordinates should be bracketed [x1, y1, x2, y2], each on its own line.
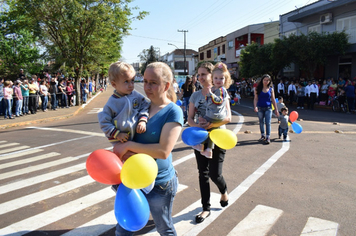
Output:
[239, 31, 349, 80]
[0, 10, 43, 79]
[3, 0, 147, 104]
[138, 45, 160, 74]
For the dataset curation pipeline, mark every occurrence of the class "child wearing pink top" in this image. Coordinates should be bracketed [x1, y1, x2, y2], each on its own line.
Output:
[3, 80, 14, 119]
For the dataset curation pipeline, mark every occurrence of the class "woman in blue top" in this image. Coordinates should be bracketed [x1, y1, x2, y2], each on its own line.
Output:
[253, 74, 279, 144]
[113, 62, 183, 236]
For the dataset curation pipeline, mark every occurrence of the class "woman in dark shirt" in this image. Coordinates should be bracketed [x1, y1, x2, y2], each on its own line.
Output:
[180, 76, 195, 123]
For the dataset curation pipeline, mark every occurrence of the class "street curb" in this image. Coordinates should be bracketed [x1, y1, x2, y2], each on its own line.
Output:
[0, 91, 102, 130]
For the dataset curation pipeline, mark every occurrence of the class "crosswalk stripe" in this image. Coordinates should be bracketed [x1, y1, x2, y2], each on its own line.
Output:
[0, 146, 30, 155]
[0, 175, 95, 214]
[0, 149, 43, 161]
[0, 188, 115, 235]
[28, 127, 105, 137]
[0, 163, 85, 194]
[61, 211, 117, 236]
[0, 142, 19, 149]
[0, 140, 7, 144]
[227, 205, 283, 236]
[61, 184, 188, 236]
[300, 217, 339, 236]
[0, 152, 61, 170]
[0, 155, 76, 179]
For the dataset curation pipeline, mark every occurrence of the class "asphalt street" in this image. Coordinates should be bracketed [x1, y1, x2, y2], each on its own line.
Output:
[1, 83, 355, 236]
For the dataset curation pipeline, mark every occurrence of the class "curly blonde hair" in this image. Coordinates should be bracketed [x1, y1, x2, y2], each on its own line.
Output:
[212, 62, 232, 89]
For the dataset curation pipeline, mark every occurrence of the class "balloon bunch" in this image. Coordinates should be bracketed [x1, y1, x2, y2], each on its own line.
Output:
[289, 111, 303, 134]
[182, 127, 237, 150]
[86, 149, 158, 232]
[176, 100, 183, 106]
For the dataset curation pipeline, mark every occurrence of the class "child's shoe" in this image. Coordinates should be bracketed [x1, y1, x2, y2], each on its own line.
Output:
[201, 148, 212, 159]
[192, 144, 203, 152]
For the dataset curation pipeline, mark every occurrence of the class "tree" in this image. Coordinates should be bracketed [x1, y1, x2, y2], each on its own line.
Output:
[138, 45, 160, 74]
[5, 0, 147, 104]
[0, 12, 43, 79]
[285, 31, 349, 79]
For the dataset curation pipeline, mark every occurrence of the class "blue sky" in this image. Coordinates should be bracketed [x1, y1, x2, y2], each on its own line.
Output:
[121, 0, 319, 64]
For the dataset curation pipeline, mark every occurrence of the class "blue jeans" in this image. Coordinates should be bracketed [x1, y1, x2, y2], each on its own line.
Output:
[4, 99, 12, 118]
[82, 92, 87, 103]
[183, 96, 190, 121]
[61, 94, 68, 108]
[41, 95, 48, 110]
[15, 99, 23, 116]
[257, 106, 272, 137]
[115, 174, 178, 236]
[0, 97, 4, 115]
[278, 126, 288, 139]
[23, 96, 29, 114]
[50, 93, 57, 110]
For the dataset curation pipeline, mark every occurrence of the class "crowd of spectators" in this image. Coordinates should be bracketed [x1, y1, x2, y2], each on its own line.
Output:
[226, 76, 355, 113]
[0, 69, 107, 119]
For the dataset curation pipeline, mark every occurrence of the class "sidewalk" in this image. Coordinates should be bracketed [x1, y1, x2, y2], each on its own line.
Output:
[0, 92, 102, 130]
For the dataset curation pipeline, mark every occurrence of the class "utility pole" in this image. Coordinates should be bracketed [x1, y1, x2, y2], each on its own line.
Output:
[178, 30, 188, 75]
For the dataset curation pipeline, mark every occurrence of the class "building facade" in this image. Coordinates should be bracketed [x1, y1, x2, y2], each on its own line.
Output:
[161, 49, 198, 76]
[280, 0, 356, 80]
[198, 36, 226, 63]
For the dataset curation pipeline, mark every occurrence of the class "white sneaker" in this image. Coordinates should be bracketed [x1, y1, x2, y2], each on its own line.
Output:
[297, 107, 300, 109]
[301, 107, 304, 109]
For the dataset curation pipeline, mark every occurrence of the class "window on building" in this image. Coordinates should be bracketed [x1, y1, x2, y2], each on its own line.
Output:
[284, 30, 297, 38]
[228, 40, 233, 49]
[174, 61, 185, 70]
[207, 50, 211, 58]
[222, 44, 225, 54]
[255, 37, 261, 45]
[308, 25, 320, 33]
[337, 16, 356, 44]
[200, 52, 204, 60]
[218, 46, 221, 55]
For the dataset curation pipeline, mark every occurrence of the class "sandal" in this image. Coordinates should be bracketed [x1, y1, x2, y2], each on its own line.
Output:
[195, 211, 210, 223]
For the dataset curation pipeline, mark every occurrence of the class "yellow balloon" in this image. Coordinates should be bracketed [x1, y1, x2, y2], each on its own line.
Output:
[209, 129, 237, 150]
[272, 104, 275, 110]
[288, 122, 291, 126]
[121, 153, 158, 189]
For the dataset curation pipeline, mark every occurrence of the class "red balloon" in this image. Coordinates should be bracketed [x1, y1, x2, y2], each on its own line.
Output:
[290, 111, 299, 122]
[234, 97, 238, 102]
[86, 149, 123, 185]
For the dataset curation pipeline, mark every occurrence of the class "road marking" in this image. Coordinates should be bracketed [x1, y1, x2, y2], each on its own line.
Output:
[0, 152, 60, 170]
[0, 142, 19, 149]
[27, 126, 105, 137]
[300, 217, 339, 236]
[227, 205, 283, 236]
[185, 134, 290, 235]
[87, 108, 103, 114]
[0, 188, 115, 236]
[0, 163, 85, 194]
[0, 155, 76, 180]
[0, 175, 95, 214]
[0, 145, 30, 155]
[0, 136, 92, 158]
[0, 149, 43, 161]
[61, 184, 188, 236]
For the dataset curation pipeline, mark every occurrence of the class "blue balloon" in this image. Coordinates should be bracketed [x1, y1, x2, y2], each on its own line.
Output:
[114, 184, 150, 232]
[291, 122, 303, 134]
[275, 98, 279, 103]
[176, 100, 182, 106]
[179, 82, 184, 88]
[182, 127, 209, 146]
